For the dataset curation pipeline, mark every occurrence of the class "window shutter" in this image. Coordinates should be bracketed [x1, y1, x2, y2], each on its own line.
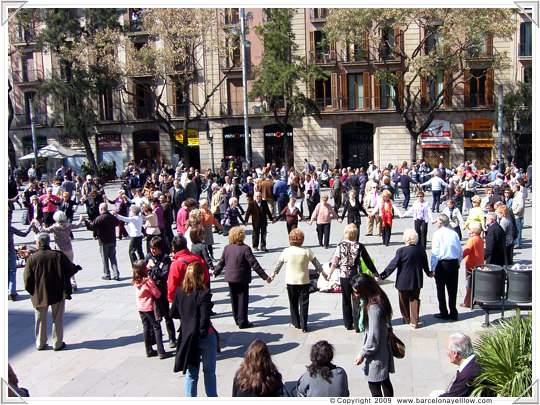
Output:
[396, 71, 403, 108]
[374, 77, 381, 109]
[331, 73, 338, 109]
[485, 36, 493, 56]
[463, 70, 471, 107]
[486, 69, 494, 106]
[420, 76, 428, 108]
[363, 72, 371, 109]
[394, 27, 403, 58]
[330, 41, 336, 60]
[362, 31, 369, 60]
[340, 73, 348, 110]
[309, 31, 315, 53]
[443, 73, 453, 107]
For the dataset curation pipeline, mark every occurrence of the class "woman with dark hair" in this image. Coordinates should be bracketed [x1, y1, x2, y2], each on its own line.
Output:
[340, 189, 367, 241]
[170, 261, 217, 397]
[232, 339, 284, 397]
[272, 197, 308, 234]
[269, 229, 323, 332]
[351, 273, 395, 397]
[296, 340, 349, 397]
[190, 226, 214, 272]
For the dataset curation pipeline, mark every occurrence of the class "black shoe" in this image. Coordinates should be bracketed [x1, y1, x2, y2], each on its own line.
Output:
[146, 350, 158, 358]
[302, 327, 308, 333]
[449, 314, 458, 321]
[355, 327, 360, 333]
[345, 325, 354, 330]
[54, 342, 66, 351]
[239, 322, 254, 329]
[101, 275, 111, 280]
[261, 248, 268, 252]
[113, 276, 120, 281]
[8, 294, 16, 301]
[434, 313, 450, 320]
[253, 247, 259, 251]
[158, 351, 174, 360]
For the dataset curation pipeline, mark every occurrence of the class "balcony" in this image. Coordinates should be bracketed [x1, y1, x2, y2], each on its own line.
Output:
[98, 107, 122, 122]
[134, 106, 154, 120]
[12, 69, 43, 85]
[220, 57, 242, 71]
[309, 50, 336, 65]
[220, 101, 244, 116]
[315, 98, 337, 111]
[12, 112, 47, 127]
[340, 49, 368, 64]
[310, 8, 329, 22]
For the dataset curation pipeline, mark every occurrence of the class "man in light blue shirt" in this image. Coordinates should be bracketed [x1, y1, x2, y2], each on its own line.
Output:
[421, 173, 449, 213]
[431, 214, 462, 321]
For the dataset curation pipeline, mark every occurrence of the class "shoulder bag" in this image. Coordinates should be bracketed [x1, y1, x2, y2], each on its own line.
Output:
[387, 326, 406, 359]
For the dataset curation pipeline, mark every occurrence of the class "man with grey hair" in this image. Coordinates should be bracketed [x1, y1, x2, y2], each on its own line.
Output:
[431, 214, 462, 321]
[24, 233, 79, 351]
[84, 203, 120, 280]
[437, 333, 482, 397]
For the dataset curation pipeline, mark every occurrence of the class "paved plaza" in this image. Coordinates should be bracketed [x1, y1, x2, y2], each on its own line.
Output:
[6, 181, 533, 397]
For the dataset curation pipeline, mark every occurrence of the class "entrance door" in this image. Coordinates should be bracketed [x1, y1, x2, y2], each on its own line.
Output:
[341, 122, 373, 169]
[133, 131, 160, 169]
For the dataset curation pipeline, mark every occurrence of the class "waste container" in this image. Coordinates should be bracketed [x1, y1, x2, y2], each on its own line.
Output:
[506, 267, 532, 303]
[472, 264, 505, 303]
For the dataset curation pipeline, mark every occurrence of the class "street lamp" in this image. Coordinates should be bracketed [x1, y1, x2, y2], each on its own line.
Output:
[240, 8, 251, 168]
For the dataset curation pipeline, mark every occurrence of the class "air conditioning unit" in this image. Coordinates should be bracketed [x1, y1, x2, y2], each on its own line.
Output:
[323, 53, 331, 60]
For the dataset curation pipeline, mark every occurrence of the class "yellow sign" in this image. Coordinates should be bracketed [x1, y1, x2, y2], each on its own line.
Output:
[174, 129, 199, 146]
[464, 139, 494, 148]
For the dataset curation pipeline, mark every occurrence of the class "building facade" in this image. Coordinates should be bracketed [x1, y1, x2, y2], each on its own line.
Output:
[8, 8, 532, 175]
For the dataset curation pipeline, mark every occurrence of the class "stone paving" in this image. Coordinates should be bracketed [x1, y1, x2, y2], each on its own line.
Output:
[6, 181, 533, 397]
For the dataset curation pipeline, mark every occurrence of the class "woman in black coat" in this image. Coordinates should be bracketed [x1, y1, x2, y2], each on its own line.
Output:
[170, 261, 217, 397]
[379, 228, 433, 329]
[213, 226, 271, 329]
[340, 189, 367, 241]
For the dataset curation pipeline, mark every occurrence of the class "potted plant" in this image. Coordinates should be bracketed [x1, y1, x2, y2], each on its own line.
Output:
[471, 314, 532, 397]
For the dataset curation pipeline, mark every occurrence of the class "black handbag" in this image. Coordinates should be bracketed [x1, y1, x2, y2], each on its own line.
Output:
[388, 327, 406, 359]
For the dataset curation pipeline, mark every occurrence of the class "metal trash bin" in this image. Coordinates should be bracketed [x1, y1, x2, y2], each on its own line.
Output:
[506, 266, 532, 303]
[472, 264, 505, 303]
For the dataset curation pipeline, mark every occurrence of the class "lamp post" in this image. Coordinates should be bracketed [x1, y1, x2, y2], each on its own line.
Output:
[240, 8, 250, 168]
[497, 84, 503, 165]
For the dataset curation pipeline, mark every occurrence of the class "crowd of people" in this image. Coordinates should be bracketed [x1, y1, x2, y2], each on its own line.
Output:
[8, 155, 530, 397]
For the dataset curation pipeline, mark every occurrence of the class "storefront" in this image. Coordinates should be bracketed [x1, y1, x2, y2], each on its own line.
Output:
[463, 119, 493, 170]
[97, 133, 123, 178]
[133, 130, 160, 170]
[174, 128, 200, 170]
[223, 125, 251, 160]
[263, 124, 293, 166]
[421, 120, 451, 168]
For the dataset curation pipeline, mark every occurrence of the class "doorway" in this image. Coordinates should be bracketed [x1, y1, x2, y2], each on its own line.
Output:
[133, 131, 160, 169]
[341, 122, 374, 169]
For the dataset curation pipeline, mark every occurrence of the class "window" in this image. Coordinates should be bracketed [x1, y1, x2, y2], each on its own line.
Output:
[524, 65, 532, 84]
[470, 33, 492, 57]
[99, 87, 114, 120]
[346, 73, 370, 109]
[173, 85, 186, 116]
[374, 72, 402, 109]
[343, 32, 368, 63]
[224, 8, 239, 25]
[129, 8, 144, 32]
[465, 69, 493, 107]
[421, 71, 452, 108]
[380, 79, 395, 109]
[520, 22, 532, 57]
[380, 25, 402, 60]
[424, 26, 442, 54]
[24, 91, 36, 123]
[309, 30, 335, 64]
[314, 77, 334, 109]
[17, 21, 35, 42]
[21, 52, 34, 82]
[134, 82, 153, 118]
[311, 8, 328, 20]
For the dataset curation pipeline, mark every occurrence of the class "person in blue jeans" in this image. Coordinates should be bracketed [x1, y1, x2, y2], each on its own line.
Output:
[7, 206, 33, 301]
[170, 261, 217, 397]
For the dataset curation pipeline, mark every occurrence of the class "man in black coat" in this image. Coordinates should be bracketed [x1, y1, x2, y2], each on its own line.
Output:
[357, 168, 368, 203]
[484, 212, 506, 266]
[438, 333, 482, 397]
[397, 169, 418, 209]
[169, 179, 185, 221]
[244, 192, 273, 252]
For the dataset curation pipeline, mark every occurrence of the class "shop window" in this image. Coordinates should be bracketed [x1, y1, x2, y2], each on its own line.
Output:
[519, 22, 532, 57]
[464, 69, 493, 107]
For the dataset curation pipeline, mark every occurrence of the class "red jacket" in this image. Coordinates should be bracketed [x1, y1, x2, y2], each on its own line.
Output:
[167, 249, 209, 302]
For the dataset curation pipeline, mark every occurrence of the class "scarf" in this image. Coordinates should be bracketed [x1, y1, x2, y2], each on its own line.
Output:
[381, 200, 393, 227]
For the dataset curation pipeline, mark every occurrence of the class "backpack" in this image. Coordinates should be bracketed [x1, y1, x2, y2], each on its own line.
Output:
[309, 163, 315, 172]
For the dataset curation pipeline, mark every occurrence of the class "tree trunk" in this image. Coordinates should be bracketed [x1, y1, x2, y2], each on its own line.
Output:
[79, 132, 99, 176]
[281, 122, 291, 168]
[7, 80, 17, 170]
[182, 87, 191, 169]
[409, 133, 419, 163]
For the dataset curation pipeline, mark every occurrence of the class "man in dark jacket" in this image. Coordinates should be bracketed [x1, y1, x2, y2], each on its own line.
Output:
[484, 212, 507, 266]
[169, 179, 185, 221]
[397, 169, 418, 209]
[84, 203, 120, 280]
[244, 192, 273, 251]
[438, 333, 482, 397]
[357, 168, 368, 203]
[24, 233, 78, 351]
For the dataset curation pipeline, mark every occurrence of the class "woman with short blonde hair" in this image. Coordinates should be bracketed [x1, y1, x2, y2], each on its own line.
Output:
[403, 228, 419, 245]
[214, 226, 271, 329]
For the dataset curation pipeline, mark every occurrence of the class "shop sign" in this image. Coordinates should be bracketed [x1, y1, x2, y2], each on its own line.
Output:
[97, 133, 121, 149]
[264, 130, 293, 138]
[23, 135, 47, 149]
[174, 129, 199, 146]
[60, 137, 83, 148]
[223, 132, 251, 139]
[464, 119, 492, 131]
[422, 120, 451, 148]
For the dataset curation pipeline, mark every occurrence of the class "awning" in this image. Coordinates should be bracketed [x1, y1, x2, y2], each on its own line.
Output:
[20, 144, 86, 160]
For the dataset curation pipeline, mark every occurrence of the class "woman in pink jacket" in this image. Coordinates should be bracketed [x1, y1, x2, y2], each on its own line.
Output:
[132, 260, 173, 359]
[308, 194, 342, 249]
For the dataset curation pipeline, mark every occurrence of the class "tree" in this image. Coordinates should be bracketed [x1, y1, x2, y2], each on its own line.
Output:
[500, 81, 531, 163]
[32, 8, 123, 175]
[124, 8, 232, 168]
[249, 8, 327, 167]
[324, 8, 516, 162]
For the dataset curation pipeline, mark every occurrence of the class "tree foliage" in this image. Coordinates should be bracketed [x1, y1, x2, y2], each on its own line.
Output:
[29, 8, 123, 175]
[249, 8, 327, 166]
[124, 8, 230, 168]
[324, 8, 516, 162]
[500, 81, 531, 162]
